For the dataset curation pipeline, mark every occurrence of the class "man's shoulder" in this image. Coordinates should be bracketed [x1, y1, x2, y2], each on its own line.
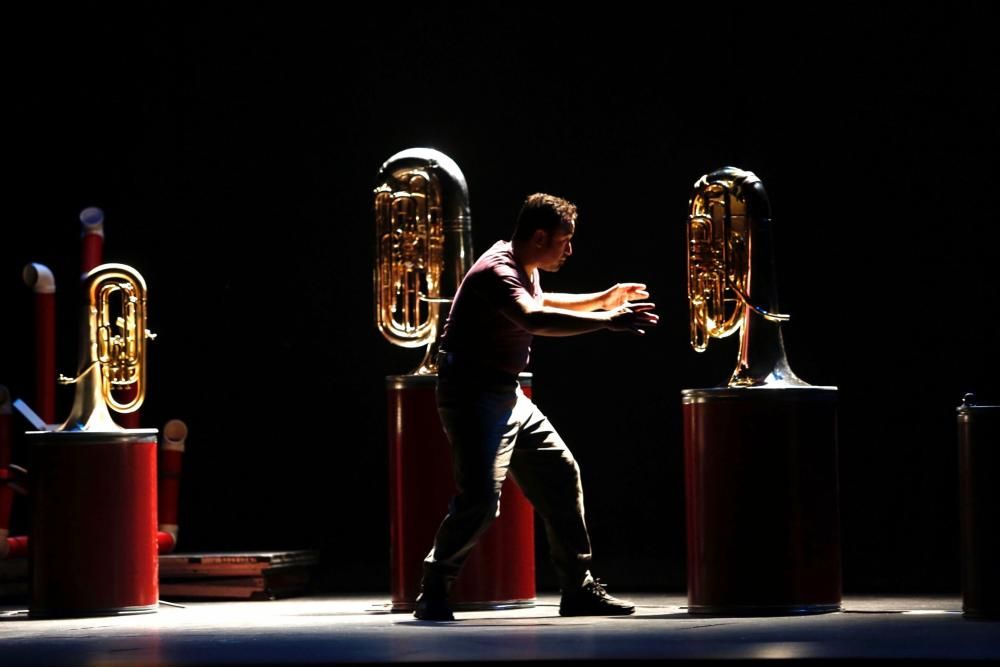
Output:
[462, 242, 528, 297]
[479, 240, 513, 263]
[471, 241, 517, 276]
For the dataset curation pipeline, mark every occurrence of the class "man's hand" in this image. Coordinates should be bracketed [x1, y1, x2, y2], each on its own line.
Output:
[602, 283, 650, 311]
[607, 302, 659, 335]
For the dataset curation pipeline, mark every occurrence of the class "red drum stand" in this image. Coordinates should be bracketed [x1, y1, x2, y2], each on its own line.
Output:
[27, 429, 159, 617]
[387, 374, 535, 611]
[682, 387, 840, 615]
[957, 395, 1000, 619]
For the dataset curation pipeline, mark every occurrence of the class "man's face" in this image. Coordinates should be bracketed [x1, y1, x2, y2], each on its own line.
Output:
[538, 219, 575, 272]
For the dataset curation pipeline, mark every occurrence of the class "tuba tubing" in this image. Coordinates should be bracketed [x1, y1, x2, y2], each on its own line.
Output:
[58, 263, 155, 432]
[79, 206, 105, 276]
[687, 167, 805, 387]
[374, 148, 472, 374]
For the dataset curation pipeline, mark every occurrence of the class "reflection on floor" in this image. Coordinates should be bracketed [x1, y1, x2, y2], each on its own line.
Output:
[1, 593, 997, 665]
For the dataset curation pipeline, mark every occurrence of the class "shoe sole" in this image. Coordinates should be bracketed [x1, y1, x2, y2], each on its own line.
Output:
[559, 609, 635, 617]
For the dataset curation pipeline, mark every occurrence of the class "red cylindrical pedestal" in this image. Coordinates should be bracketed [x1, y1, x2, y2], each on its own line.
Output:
[957, 397, 1000, 619]
[28, 429, 159, 617]
[33, 291, 57, 426]
[682, 386, 840, 615]
[388, 374, 535, 611]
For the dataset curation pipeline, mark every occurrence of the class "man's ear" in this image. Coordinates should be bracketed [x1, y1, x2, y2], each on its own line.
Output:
[532, 229, 548, 248]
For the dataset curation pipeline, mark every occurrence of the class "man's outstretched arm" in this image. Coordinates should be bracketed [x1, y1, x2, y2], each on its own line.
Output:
[503, 294, 659, 337]
[543, 283, 650, 312]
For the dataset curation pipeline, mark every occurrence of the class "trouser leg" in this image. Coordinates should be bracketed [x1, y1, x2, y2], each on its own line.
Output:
[508, 392, 593, 591]
[422, 381, 519, 584]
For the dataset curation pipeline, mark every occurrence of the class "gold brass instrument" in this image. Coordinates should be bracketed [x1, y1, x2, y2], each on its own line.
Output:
[687, 167, 805, 387]
[57, 263, 156, 431]
[374, 148, 472, 374]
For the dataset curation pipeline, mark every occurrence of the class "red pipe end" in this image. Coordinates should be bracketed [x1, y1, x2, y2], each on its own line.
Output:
[157, 530, 176, 554]
[2, 535, 29, 559]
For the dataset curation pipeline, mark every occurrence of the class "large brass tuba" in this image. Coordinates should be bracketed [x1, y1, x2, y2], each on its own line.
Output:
[687, 167, 805, 387]
[374, 148, 472, 375]
[57, 263, 156, 431]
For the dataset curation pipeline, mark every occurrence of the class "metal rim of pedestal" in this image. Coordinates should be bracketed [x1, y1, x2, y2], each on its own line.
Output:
[681, 386, 838, 402]
[686, 602, 842, 616]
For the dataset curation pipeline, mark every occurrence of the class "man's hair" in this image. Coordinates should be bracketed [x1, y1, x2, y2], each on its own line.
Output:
[512, 193, 577, 241]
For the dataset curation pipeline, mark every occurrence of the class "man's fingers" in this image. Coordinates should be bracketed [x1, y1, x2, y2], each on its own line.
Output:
[633, 313, 658, 327]
[623, 283, 649, 299]
[624, 310, 658, 334]
[625, 302, 656, 313]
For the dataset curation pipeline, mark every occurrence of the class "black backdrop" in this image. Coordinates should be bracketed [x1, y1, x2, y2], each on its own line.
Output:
[3, 5, 997, 594]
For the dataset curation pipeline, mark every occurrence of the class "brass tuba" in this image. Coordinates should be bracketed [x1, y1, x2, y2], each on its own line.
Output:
[57, 263, 156, 431]
[687, 167, 805, 387]
[374, 148, 472, 375]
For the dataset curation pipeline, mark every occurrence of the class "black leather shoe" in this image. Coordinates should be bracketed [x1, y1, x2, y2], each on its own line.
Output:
[559, 579, 635, 617]
[413, 592, 454, 621]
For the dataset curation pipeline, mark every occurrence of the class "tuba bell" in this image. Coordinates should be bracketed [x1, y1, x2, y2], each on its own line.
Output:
[374, 148, 472, 375]
[686, 167, 804, 387]
[57, 263, 156, 431]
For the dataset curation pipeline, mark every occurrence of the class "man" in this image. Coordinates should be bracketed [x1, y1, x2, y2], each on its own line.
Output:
[415, 193, 658, 621]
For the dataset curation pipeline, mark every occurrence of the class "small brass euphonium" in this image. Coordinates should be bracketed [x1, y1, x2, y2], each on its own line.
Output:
[374, 148, 472, 375]
[687, 167, 805, 387]
[57, 263, 156, 431]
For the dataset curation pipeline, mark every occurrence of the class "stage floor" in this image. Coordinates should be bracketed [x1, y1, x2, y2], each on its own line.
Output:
[1, 593, 997, 665]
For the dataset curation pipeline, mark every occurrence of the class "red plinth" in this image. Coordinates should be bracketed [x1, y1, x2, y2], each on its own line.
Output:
[28, 430, 159, 617]
[958, 400, 1000, 619]
[682, 387, 841, 615]
[387, 374, 536, 611]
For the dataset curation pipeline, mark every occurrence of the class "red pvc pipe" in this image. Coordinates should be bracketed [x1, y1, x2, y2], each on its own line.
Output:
[22, 264, 56, 426]
[84, 207, 144, 430]
[4, 536, 28, 559]
[0, 387, 14, 558]
[157, 531, 176, 553]
[79, 207, 105, 275]
[157, 419, 187, 554]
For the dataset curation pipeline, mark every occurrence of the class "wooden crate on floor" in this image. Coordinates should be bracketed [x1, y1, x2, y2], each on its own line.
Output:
[159, 550, 319, 601]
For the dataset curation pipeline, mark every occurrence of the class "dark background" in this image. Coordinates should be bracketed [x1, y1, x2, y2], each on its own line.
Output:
[3, 6, 997, 594]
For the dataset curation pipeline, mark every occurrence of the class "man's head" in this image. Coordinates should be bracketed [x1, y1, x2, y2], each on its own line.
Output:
[512, 193, 577, 272]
